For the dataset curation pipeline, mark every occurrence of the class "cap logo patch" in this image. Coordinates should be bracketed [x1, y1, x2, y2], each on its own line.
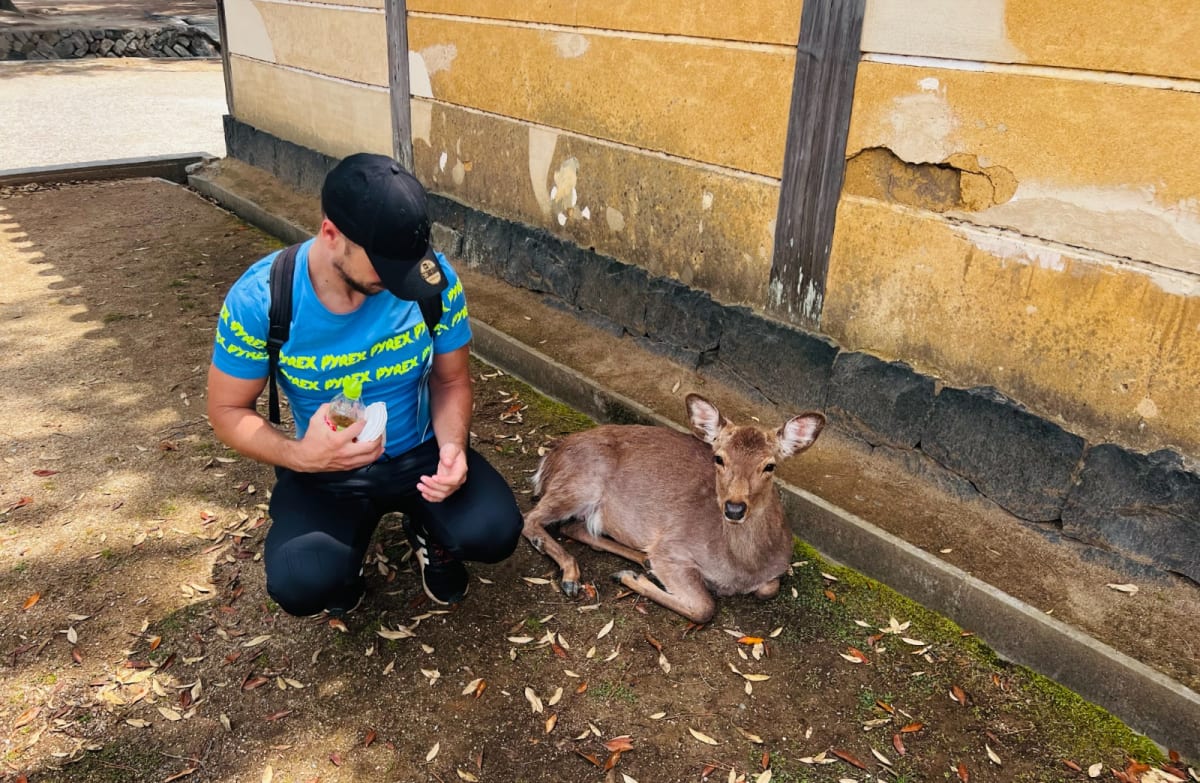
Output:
[419, 258, 443, 286]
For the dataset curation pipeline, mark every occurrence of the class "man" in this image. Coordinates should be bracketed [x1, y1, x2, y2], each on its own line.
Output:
[207, 152, 522, 616]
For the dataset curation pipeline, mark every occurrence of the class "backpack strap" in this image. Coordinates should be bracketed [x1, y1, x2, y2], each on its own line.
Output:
[417, 254, 447, 340]
[266, 246, 443, 426]
[418, 293, 443, 340]
[266, 243, 301, 426]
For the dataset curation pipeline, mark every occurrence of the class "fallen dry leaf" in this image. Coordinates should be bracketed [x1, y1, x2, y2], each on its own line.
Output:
[426, 742, 440, 762]
[688, 727, 719, 746]
[597, 618, 615, 639]
[575, 750, 601, 767]
[604, 735, 635, 753]
[1106, 582, 1139, 595]
[950, 684, 969, 705]
[22, 592, 40, 611]
[736, 727, 764, 744]
[832, 749, 867, 770]
[986, 744, 1001, 765]
[892, 734, 906, 756]
[524, 686, 544, 714]
[900, 722, 924, 733]
[545, 713, 558, 733]
[957, 761, 970, 782]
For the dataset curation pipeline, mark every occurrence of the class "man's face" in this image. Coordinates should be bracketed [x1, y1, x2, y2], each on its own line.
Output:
[333, 235, 386, 296]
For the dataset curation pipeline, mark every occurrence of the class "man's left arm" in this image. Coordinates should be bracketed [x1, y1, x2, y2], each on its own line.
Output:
[417, 344, 473, 502]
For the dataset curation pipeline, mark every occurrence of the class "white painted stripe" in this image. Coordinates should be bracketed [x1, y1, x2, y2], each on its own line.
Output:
[862, 53, 1200, 94]
[251, 0, 382, 13]
[409, 11, 796, 55]
[416, 96, 781, 186]
[231, 53, 388, 92]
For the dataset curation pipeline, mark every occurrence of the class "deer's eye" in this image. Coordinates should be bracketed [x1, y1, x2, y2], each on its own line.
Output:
[763, 463, 776, 473]
[713, 455, 725, 467]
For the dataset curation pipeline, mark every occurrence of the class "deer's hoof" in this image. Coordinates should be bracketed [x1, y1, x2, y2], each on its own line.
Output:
[561, 580, 580, 598]
[611, 569, 636, 585]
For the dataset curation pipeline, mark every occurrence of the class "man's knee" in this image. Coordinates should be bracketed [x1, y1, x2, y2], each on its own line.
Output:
[444, 504, 522, 564]
[265, 540, 351, 616]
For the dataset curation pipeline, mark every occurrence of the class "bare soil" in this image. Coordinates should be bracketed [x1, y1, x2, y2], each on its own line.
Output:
[0, 179, 1192, 783]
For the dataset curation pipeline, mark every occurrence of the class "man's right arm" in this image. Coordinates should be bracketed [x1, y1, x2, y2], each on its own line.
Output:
[206, 365, 382, 472]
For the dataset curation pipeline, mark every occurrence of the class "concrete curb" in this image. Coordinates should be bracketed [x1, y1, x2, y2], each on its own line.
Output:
[0, 153, 213, 187]
[186, 170, 1200, 758]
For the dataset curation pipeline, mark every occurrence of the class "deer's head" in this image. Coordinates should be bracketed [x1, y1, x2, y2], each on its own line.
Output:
[686, 394, 825, 524]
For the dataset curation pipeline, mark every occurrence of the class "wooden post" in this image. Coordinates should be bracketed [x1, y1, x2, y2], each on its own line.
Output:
[386, 0, 414, 171]
[768, 0, 865, 327]
[215, 0, 234, 116]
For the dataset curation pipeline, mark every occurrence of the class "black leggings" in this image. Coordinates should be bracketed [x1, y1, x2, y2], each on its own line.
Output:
[264, 438, 522, 616]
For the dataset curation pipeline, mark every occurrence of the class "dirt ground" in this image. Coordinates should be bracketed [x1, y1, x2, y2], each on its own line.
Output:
[0, 179, 1193, 783]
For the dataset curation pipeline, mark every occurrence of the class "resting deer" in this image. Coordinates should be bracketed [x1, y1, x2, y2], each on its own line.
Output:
[522, 394, 825, 624]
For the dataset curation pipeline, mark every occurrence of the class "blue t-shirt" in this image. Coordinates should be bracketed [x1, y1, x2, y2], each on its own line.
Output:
[212, 240, 472, 457]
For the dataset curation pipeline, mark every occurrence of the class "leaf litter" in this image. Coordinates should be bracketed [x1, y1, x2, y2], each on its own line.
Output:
[0, 199, 1184, 783]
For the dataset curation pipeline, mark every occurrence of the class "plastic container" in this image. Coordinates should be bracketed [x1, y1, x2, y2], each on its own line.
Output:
[326, 376, 367, 431]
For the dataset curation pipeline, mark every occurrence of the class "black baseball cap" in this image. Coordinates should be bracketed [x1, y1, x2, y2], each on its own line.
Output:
[321, 152, 448, 301]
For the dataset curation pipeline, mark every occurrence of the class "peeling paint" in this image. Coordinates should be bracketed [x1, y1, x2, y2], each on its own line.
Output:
[918, 77, 940, 91]
[550, 158, 580, 220]
[1136, 397, 1160, 419]
[581, 206, 591, 220]
[964, 229, 1066, 272]
[527, 126, 559, 218]
[419, 44, 458, 77]
[408, 51, 433, 99]
[862, 0, 1025, 63]
[225, 0, 275, 62]
[438, 151, 448, 172]
[886, 91, 957, 163]
[960, 181, 1200, 278]
[552, 32, 589, 59]
[605, 206, 625, 232]
[452, 159, 466, 185]
[702, 191, 714, 210]
[411, 101, 432, 146]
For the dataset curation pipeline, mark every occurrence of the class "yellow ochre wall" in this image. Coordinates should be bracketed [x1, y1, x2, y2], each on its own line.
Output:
[223, 0, 1200, 458]
[836, 0, 1200, 456]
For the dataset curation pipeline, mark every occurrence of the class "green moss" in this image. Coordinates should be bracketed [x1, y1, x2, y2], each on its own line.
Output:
[787, 539, 1165, 766]
[1017, 669, 1163, 763]
[589, 680, 637, 704]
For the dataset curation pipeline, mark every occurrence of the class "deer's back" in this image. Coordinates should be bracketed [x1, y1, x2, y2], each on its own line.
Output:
[536, 425, 717, 546]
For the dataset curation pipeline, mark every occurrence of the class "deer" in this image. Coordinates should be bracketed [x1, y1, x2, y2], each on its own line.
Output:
[521, 393, 825, 624]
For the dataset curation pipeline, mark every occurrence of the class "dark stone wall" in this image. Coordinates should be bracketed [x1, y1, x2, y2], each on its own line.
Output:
[223, 117, 1200, 585]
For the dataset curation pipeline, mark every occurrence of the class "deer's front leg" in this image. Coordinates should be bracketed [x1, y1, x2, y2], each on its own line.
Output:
[522, 510, 582, 597]
[751, 578, 780, 600]
[613, 561, 715, 625]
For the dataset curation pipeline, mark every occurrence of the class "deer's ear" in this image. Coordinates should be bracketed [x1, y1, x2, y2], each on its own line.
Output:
[686, 394, 725, 444]
[778, 413, 825, 457]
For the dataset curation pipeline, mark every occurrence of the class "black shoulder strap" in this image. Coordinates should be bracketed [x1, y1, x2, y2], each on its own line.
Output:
[419, 294, 442, 340]
[267, 246, 442, 425]
[418, 255, 447, 339]
[267, 243, 301, 425]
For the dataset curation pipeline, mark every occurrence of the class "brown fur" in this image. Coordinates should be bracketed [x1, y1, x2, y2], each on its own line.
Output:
[522, 394, 825, 623]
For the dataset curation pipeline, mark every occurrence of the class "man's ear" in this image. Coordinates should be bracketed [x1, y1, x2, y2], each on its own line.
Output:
[317, 217, 341, 245]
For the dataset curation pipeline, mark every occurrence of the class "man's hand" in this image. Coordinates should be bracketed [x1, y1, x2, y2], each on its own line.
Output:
[417, 442, 467, 502]
[292, 403, 384, 472]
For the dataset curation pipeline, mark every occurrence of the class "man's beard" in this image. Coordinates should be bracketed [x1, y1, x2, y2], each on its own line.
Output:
[334, 255, 384, 296]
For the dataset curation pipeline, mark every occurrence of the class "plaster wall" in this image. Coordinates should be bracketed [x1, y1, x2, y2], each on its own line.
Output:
[832, 0, 1200, 456]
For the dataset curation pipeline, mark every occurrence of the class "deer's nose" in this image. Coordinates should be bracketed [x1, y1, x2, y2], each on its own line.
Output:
[724, 501, 747, 521]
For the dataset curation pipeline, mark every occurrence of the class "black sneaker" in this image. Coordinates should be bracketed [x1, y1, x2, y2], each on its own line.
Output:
[323, 568, 366, 618]
[403, 518, 468, 605]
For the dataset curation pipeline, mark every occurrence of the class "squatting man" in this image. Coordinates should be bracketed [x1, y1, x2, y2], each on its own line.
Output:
[206, 152, 523, 616]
